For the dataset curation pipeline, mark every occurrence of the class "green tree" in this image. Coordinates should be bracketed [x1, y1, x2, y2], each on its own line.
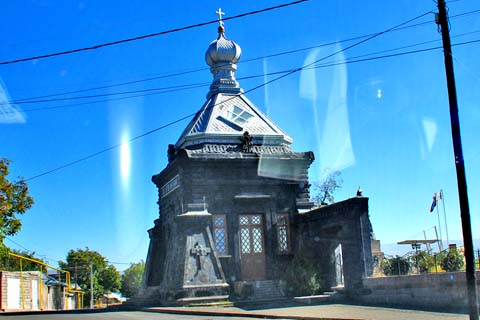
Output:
[440, 249, 464, 272]
[0, 249, 45, 272]
[59, 248, 121, 307]
[382, 256, 411, 276]
[0, 159, 34, 250]
[311, 170, 343, 206]
[417, 250, 435, 273]
[120, 260, 145, 298]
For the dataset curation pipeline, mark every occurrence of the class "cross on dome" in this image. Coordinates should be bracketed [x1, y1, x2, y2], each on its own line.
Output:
[216, 8, 225, 27]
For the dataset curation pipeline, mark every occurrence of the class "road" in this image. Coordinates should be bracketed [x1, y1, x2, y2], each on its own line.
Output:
[1, 311, 256, 320]
[1, 305, 469, 320]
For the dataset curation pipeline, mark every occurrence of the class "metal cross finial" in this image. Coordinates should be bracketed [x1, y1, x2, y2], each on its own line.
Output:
[216, 8, 225, 27]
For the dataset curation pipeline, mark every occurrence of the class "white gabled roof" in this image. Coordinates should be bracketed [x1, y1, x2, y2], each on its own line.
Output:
[175, 92, 292, 149]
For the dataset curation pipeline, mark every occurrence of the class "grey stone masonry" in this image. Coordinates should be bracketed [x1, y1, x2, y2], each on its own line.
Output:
[142, 143, 315, 305]
[293, 197, 373, 292]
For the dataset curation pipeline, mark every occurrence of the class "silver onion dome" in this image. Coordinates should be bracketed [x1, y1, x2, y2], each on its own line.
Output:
[205, 26, 242, 67]
[205, 25, 243, 98]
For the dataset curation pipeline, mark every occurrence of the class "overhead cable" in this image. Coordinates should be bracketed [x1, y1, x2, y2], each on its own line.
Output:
[0, 0, 309, 66]
[5, 37, 478, 115]
[24, 11, 434, 181]
[8, 8, 480, 104]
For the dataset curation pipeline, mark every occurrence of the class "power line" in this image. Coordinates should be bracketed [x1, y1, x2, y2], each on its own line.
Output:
[24, 11, 433, 181]
[0, 0, 309, 66]
[8, 82, 211, 105]
[4, 236, 63, 263]
[4, 237, 137, 267]
[7, 8, 480, 106]
[4, 35, 478, 115]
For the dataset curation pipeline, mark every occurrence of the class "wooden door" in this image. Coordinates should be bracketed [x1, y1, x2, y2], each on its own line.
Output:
[239, 214, 266, 280]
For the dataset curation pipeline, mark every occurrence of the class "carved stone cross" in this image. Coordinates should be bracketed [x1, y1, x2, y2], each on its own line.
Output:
[216, 8, 225, 27]
[190, 242, 211, 271]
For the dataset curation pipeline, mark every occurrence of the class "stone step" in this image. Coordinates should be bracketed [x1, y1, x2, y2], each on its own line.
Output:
[252, 280, 286, 300]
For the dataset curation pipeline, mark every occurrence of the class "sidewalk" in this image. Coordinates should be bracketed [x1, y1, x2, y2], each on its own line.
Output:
[145, 304, 469, 320]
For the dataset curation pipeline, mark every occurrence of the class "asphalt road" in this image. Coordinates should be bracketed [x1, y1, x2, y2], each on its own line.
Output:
[1, 305, 469, 320]
[1, 311, 257, 320]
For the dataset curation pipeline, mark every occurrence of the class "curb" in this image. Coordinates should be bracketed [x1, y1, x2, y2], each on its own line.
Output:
[0, 308, 110, 316]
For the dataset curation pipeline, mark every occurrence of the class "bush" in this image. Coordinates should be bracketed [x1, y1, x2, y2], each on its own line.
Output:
[416, 251, 435, 273]
[440, 249, 464, 272]
[285, 251, 323, 296]
[381, 256, 411, 276]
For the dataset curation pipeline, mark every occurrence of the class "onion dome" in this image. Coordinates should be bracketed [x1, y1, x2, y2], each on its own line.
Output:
[205, 26, 242, 67]
[205, 18, 243, 98]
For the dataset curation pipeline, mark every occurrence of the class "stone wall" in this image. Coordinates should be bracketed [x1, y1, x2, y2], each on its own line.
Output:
[293, 197, 372, 291]
[355, 271, 480, 312]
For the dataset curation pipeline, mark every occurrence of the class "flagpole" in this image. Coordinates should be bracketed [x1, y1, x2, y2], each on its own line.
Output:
[435, 194, 444, 250]
[441, 189, 450, 245]
[434, 225, 442, 252]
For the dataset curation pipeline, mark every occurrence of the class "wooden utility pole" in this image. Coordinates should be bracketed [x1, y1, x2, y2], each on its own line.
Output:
[436, 0, 478, 319]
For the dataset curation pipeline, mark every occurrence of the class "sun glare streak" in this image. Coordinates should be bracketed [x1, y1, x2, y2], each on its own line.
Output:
[263, 58, 270, 114]
[0, 78, 26, 124]
[300, 44, 355, 175]
[422, 118, 437, 153]
[320, 44, 355, 173]
[120, 132, 131, 187]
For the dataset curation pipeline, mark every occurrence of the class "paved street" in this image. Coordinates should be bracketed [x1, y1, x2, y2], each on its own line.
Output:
[0, 311, 250, 320]
[1, 304, 470, 320]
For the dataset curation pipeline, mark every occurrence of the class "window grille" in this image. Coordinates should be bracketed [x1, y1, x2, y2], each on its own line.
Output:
[213, 215, 228, 255]
[276, 213, 290, 254]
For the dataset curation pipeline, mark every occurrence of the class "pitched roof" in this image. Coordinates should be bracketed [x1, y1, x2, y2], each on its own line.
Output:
[175, 92, 292, 149]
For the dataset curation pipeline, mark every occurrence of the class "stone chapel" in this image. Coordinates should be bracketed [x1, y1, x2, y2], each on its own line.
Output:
[140, 15, 373, 306]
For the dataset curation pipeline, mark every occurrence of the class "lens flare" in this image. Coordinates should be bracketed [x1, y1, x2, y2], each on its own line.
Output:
[120, 133, 131, 186]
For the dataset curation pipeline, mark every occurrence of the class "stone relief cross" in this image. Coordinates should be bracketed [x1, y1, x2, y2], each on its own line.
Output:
[190, 242, 211, 271]
[216, 8, 225, 27]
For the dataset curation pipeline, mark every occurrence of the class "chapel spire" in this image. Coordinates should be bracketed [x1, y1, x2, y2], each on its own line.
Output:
[205, 8, 243, 98]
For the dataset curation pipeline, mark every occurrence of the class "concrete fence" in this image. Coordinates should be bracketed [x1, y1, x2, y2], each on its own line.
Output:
[354, 271, 480, 312]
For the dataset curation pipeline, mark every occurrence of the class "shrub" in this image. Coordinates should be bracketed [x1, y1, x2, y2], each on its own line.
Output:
[285, 251, 323, 296]
[416, 251, 435, 273]
[440, 249, 464, 272]
[381, 256, 411, 276]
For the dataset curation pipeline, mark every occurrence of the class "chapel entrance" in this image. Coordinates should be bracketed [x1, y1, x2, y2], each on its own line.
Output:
[334, 243, 344, 286]
[239, 214, 266, 280]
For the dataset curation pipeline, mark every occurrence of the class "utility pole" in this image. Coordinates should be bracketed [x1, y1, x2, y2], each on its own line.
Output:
[436, 1, 478, 319]
[90, 262, 94, 309]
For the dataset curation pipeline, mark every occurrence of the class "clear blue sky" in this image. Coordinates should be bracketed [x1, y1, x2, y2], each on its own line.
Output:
[1, 0, 479, 269]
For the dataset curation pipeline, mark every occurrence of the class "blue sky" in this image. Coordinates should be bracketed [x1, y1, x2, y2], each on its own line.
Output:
[1, 0, 479, 269]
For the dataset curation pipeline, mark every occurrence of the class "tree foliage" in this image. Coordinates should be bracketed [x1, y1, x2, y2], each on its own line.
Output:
[0, 159, 34, 246]
[382, 256, 411, 276]
[0, 248, 45, 272]
[311, 170, 343, 206]
[59, 248, 121, 306]
[120, 260, 145, 298]
[416, 250, 435, 273]
[440, 249, 464, 272]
